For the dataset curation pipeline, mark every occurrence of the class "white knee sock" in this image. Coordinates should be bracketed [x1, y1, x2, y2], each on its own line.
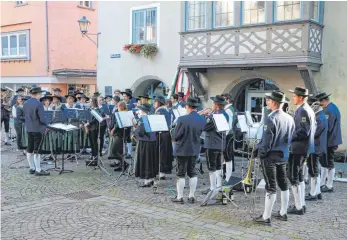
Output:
[5, 133, 10, 143]
[209, 171, 217, 190]
[177, 178, 185, 199]
[304, 163, 309, 182]
[320, 167, 327, 186]
[189, 177, 198, 198]
[127, 143, 132, 156]
[326, 168, 335, 189]
[225, 162, 233, 182]
[26, 153, 35, 170]
[34, 154, 41, 172]
[263, 192, 276, 220]
[310, 177, 317, 196]
[292, 185, 302, 210]
[280, 190, 289, 216]
[316, 175, 321, 194]
[216, 169, 223, 188]
[300, 181, 305, 207]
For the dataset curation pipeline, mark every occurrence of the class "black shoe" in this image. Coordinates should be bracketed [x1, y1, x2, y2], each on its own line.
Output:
[201, 189, 211, 195]
[317, 193, 323, 200]
[321, 186, 334, 192]
[253, 215, 271, 226]
[303, 205, 306, 213]
[125, 154, 132, 159]
[272, 211, 288, 221]
[114, 162, 129, 171]
[188, 197, 195, 204]
[171, 197, 184, 204]
[35, 170, 50, 176]
[29, 169, 35, 174]
[109, 161, 120, 168]
[139, 181, 153, 187]
[4, 142, 11, 146]
[305, 194, 318, 201]
[287, 205, 304, 215]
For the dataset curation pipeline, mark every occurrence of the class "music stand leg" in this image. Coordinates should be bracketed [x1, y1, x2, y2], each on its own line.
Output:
[153, 132, 162, 194]
[59, 131, 74, 174]
[114, 128, 130, 185]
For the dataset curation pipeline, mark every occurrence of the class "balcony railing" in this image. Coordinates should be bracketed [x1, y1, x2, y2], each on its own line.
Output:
[179, 21, 323, 68]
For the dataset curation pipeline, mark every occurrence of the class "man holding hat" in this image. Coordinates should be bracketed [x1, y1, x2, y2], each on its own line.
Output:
[315, 92, 342, 192]
[177, 92, 186, 108]
[23, 87, 50, 176]
[287, 87, 316, 215]
[202, 95, 229, 195]
[305, 97, 328, 201]
[254, 90, 295, 225]
[11, 87, 25, 107]
[154, 95, 173, 180]
[53, 88, 66, 103]
[221, 93, 238, 182]
[171, 97, 206, 204]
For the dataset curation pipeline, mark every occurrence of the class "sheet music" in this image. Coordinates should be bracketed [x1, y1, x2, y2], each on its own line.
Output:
[115, 111, 133, 128]
[237, 115, 249, 133]
[127, 110, 137, 125]
[48, 123, 78, 131]
[147, 115, 169, 132]
[172, 109, 180, 119]
[177, 107, 187, 116]
[212, 114, 230, 132]
[90, 109, 103, 123]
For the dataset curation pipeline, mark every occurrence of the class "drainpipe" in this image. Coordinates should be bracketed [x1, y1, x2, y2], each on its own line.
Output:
[44, 1, 49, 73]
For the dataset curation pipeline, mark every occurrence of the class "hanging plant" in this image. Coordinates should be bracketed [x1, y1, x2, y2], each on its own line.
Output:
[123, 44, 158, 58]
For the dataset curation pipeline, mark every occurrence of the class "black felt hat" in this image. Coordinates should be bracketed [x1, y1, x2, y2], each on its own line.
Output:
[52, 95, 62, 101]
[307, 96, 318, 105]
[265, 90, 286, 103]
[138, 94, 151, 100]
[93, 92, 101, 97]
[138, 103, 152, 113]
[30, 87, 45, 94]
[154, 95, 166, 105]
[177, 92, 184, 98]
[65, 94, 77, 102]
[221, 93, 233, 100]
[315, 92, 331, 101]
[21, 95, 30, 101]
[186, 97, 200, 107]
[1, 88, 6, 92]
[171, 93, 178, 99]
[121, 89, 132, 96]
[40, 95, 53, 102]
[289, 87, 309, 97]
[210, 95, 227, 105]
[77, 94, 89, 101]
[105, 95, 113, 99]
[16, 88, 24, 93]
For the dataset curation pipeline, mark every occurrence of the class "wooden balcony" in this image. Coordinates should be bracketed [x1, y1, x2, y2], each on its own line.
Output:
[179, 21, 323, 69]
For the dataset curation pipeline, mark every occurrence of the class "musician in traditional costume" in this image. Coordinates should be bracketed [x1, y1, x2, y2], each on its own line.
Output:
[105, 95, 112, 105]
[134, 103, 158, 187]
[11, 87, 25, 107]
[202, 95, 229, 194]
[177, 92, 186, 108]
[305, 97, 328, 201]
[96, 96, 107, 156]
[53, 88, 66, 103]
[76, 94, 89, 110]
[23, 87, 50, 176]
[171, 97, 206, 204]
[254, 91, 295, 225]
[14, 95, 29, 152]
[1, 88, 11, 145]
[113, 89, 122, 99]
[221, 93, 238, 181]
[287, 87, 316, 215]
[121, 89, 136, 111]
[111, 96, 120, 113]
[40, 94, 53, 111]
[61, 94, 78, 110]
[74, 91, 83, 103]
[316, 92, 343, 193]
[108, 102, 131, 171]
[50, 95, 62, 110]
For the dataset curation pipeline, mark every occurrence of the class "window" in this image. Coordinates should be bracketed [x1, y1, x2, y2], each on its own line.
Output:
[276, 1, 301, 21]
[214, 1, 234, 27]
[16, 1, 27, 6]
[312, 1, 321, 22]
[79, 1, 92, 8]
[242, 1, 265, 25]
[186, 1, 206, 30]
[132, 8, 157, 44]
[1, 30, 30, 60]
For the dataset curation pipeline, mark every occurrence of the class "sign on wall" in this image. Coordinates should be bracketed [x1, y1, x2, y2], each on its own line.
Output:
[105, 86, 112, 96]
[110, 54, 121, 58]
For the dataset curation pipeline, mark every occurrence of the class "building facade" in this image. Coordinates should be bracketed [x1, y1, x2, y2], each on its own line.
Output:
[97, 1, 346, 148]
[1, 1, 98, 95]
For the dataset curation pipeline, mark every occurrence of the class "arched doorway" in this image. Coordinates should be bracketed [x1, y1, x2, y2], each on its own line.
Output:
[131, 76, 168, 99]
[232, 78, 279, 122]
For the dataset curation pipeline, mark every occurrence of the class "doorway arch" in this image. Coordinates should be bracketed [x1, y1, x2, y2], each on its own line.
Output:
[131, 75, 168, 99]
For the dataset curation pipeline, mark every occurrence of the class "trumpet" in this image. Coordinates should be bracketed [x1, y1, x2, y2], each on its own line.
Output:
[198, 108, 213, 116]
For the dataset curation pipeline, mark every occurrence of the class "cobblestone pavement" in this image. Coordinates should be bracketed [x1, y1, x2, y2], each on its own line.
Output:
[1, 143, 347, 240]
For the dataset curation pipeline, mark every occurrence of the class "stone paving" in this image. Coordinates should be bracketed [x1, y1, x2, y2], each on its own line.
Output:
[1, 142, 347, 240]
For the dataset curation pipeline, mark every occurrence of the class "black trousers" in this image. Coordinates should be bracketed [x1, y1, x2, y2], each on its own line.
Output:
[206, 148, 222, 172]
[326, 146, 337, 169]
[27, 132, 43, 154]
[307, 153, 321, 177]
[14, 123, 23, 149]
[223, 134, 234, 162]
[288, 154, 306, 186]
[1, 117, 9, 132]
[261, 152, 288, 194]
[176, 156, 197, 178]
[99, 125, 106, 155]
[88, 129, 98, 157]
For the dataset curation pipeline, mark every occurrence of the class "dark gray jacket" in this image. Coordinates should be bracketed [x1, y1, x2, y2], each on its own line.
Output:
[23, 98, 46, 133]
[314, 110, 328, 154]
[324, 102, 342, 147]
[203, 109, 229, 150]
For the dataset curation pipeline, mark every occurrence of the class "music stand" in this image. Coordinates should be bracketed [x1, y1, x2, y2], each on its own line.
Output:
[142, 115, 169, 194]
[114, 111, 137, 185]
[86, 109, 110, 176]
